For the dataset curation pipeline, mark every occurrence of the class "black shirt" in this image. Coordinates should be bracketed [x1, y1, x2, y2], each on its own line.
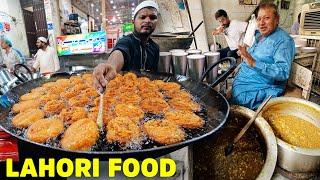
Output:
[112, 33, 159, 71]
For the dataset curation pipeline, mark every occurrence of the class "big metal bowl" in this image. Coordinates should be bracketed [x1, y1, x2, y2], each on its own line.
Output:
[231, 106, 278, 179]
[151, 36, 194, 52]
[261, 97, 320, 172]
[193, 105, 277, 179]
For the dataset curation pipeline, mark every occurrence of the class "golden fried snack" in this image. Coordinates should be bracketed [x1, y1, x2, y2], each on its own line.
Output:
[82, 87, 99, 98]
[61, 118, 99, 151]
[31, 87, 47, 94]
[142, 120, 185, 145]
[44, 100, 65, 115]
[114, 104, 144, 123]
[26, 118, 64, 143]
[81, 73, 93, 81]
[71, 83, 88, 92]
[137, 77, 158, 92]
[139, 90, 164, 99]
[107, 74, 123, 89]
[165, 111, 204, 129]
[140, 98, 169, 114]
[12, 100, 40, 113]
[164, 90, 191, 101]
[93, 96, 117, 110]
[47, 86, 67, 95]
[106, 117, 141, 145]
[68, 95, 90, 107]
[20, 91, 42, 101]
[160, 82, 181, 92]
[42, 82, 57, 88]
[55, 79, 72, 88]
[12, 109, 45, 128]
[60, 107, 88, 125]
[168, 99, 201, 112]
[88, 107, 112, 125]
[39, 93, 60, 104]
[118, 92, 141, 105]
[60, 89, 77, 99]
[69, 76, 84, 84]
[123, 72, 138, 81]
[152, 80, 165, 87]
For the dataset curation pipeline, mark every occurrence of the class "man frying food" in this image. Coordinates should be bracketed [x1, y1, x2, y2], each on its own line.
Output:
[93, 0, 160, 92]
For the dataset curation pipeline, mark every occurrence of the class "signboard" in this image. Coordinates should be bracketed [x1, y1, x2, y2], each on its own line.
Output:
[56, 31, 106, 56]
[122, 23, 134, 33]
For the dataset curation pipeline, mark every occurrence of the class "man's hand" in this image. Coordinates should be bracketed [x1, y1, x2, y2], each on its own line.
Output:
[212, 26, 224, 36]
[237, 45, 256, 67]
[93, 63, 117, 93]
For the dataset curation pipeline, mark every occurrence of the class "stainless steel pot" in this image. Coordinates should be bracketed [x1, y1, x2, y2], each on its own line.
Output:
[231, 106, 278, 180]
[0, 68, 13, 86]
[261, 97, 320, 172]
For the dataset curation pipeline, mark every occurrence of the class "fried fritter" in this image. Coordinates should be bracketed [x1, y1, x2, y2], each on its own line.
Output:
[139, 89, 163, 99]
[20, 91, 42, 101]
[39, 93, 60, 104]
[164, 90, 192, 100]
[81, 73, 93, 81]
[140, 98, 169, 114]
[26, 118, 64, 143]
[61, 118, 99, 151]
[69, 76, 84, 84]
[168, 99, 201, 112]
[12, 109, 45, 128]
[12, 100, 40, 113]
[160, 82, 181, 92]
[106, 117, 141, 145]
[82, 87, 99, 98]
[31, 87, 47, 94]
[60, 89, 77, 99]
[87, 107, 112, 125]
[118, 92, 141, 105]
[114, 104, 144, 123]
[165, 111, 204, 129]
[44, 100, 65, 115]
[143, 120, 185, 145]
[42, 82, 57, 88]
[123, 72, 138, 81]
[60, 107, 88, 125]
[71, 83, 88, 92]
[55, 79, 72, 88]
[47, 86, 66, 95]
[68, 95, 90, 107]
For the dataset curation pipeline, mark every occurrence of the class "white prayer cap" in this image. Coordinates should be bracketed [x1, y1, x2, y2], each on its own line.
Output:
[133, 0, 159, 19]
[37, 37, 47, 43]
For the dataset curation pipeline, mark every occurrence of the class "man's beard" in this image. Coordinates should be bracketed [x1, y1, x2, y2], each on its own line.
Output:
[134, 27, 154, 39]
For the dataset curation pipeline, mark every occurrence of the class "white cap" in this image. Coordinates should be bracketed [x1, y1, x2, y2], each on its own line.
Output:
[37, 37, 47, 43]
[133, 0, 159, 19]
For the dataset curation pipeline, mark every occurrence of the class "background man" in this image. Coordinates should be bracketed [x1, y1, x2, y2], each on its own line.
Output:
[232, 3, 295, 109]
[212, 9, 248, 59]
[32, 37, 60, 75]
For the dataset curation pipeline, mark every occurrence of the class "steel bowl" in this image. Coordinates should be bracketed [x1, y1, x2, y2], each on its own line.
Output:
[193, 105, 277, 179]
[231, 106, 278, 179]
[261, 97, 320, 172]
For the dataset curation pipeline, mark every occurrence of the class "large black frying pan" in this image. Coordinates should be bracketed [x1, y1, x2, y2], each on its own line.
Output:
[0, 57, 236, 160]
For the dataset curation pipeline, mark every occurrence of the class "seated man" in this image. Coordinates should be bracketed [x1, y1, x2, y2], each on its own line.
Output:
[212, 9, 248, 59]
[232, 3, 295, 110]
